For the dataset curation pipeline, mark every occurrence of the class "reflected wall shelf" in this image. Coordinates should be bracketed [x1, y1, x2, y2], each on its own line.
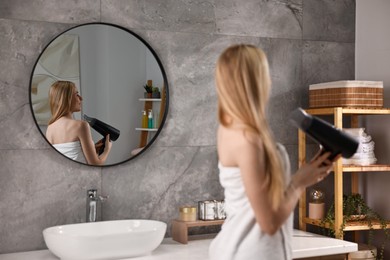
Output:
[138, 82, 167, 148]
[135, 128, 158, 132]
[298, 107, 390, 239]
[139, 98, 162, 102]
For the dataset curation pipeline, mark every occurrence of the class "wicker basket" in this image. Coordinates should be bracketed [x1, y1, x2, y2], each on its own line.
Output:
[309, 81, 383, 108]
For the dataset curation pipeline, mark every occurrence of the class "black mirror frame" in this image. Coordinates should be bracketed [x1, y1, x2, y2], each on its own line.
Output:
[29, 22, 169, 167]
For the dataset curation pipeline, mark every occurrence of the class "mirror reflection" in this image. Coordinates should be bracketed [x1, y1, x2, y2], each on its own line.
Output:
[30, 23, 169, 166]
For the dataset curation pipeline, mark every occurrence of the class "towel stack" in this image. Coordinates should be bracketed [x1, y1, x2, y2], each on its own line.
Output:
[342, 128, 377, 166]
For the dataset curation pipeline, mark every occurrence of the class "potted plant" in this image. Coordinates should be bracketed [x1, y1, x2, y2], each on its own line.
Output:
[144, 84, 153, 98]
[321, 193, 390, 260]
[152, 87, 160, 98]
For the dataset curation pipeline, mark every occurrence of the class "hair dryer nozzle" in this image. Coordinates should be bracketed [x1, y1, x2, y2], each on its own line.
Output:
[83, 114, 120, 141]
[83, 114, 120, 155]
[290, 108, 359, 159]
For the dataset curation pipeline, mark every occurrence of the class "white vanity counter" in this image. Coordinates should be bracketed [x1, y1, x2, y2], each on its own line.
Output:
[0, 230, 357, 260]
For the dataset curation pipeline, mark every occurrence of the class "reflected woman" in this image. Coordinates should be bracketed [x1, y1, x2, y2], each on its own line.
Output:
[46, 81, 112, 165]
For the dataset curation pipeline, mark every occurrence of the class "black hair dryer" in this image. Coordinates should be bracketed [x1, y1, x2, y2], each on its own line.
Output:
[83, 115, 120, 155]
[290, 108, 359, 160]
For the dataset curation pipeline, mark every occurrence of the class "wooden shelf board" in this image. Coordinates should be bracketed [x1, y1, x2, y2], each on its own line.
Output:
[342, 164, 390, 172]
[172, 219, 224, 227]
[139, 98, 162, 101]
[303, 217, 390, 231]
[305, 107, 390, 115]
[303, 217, 330, 228]
[135, 128, 158, 132]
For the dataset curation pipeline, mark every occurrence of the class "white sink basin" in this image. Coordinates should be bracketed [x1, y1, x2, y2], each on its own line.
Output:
[43, 219, 167, 260]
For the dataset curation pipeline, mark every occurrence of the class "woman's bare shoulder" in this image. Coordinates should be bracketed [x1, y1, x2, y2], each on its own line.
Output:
[218, 125, 262, 166]
[45, 124, 54, 143]
[73, 119, 89, 131]
[70, 120, 91, 142]
[219, 125, 261, 148]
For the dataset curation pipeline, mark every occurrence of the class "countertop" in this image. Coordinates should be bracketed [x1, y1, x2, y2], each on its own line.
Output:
[0, 230, 357, 260]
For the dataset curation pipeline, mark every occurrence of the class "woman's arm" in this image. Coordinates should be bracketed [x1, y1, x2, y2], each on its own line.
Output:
[237, 138, 333, 235]
[78, 121, 112, 165]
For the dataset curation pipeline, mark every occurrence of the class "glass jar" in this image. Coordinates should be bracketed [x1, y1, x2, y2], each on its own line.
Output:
[308, 189, 325, 219]
[179, 206, 197, 222]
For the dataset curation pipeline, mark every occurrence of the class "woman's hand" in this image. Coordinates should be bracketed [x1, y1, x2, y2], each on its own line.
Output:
[292, 150, 339, 190]
[104, 134, 113, 152]
[95, 138, 104, 154]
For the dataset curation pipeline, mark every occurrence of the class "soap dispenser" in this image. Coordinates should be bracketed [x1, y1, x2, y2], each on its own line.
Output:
[148, 110, 154, 129]
[142, 110, 148, 128]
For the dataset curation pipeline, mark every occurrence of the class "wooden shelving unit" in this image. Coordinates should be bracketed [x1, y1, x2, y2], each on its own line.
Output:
[298, 107, 390, 239]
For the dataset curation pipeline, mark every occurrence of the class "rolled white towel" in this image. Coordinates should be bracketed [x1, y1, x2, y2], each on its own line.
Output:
[356, 141, 375, 153]
[343, 128, 365, 136]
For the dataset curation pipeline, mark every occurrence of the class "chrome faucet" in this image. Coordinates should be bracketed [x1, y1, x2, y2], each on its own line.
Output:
[86, 189, 109, 222]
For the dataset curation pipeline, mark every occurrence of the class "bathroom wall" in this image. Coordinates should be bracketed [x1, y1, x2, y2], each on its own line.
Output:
[356, 0, 390, 256]
[0, 0, 355, 254]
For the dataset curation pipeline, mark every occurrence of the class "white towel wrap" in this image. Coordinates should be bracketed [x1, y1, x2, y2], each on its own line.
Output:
[53, 141, 87, 164]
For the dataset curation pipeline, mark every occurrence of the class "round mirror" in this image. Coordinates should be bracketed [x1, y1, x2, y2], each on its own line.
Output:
[29, 23, 169, 166]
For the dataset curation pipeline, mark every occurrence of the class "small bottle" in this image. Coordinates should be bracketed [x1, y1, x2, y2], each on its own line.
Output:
[148, 110, 154, 129]
[154, 111, 159, 129]
[141, 110, 148, 128]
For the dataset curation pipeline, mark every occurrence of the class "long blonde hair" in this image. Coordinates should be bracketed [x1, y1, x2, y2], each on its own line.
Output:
[48, 81, 76, 125]
[216, 44, 285, 210]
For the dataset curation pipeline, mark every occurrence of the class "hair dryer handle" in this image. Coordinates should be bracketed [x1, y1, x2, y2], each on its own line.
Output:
[98, 137, 106, 156]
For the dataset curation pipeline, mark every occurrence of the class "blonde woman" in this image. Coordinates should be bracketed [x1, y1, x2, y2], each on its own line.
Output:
[209, 45, 337, 260]
[46, 81, 112, 165]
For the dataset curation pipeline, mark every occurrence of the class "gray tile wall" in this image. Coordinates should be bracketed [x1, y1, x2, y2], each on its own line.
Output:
[0, 0, 355, 254]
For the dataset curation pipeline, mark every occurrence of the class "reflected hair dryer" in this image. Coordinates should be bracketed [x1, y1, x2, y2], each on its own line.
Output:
[83, 115, 120, 155]
[290, 108, 359, 160]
